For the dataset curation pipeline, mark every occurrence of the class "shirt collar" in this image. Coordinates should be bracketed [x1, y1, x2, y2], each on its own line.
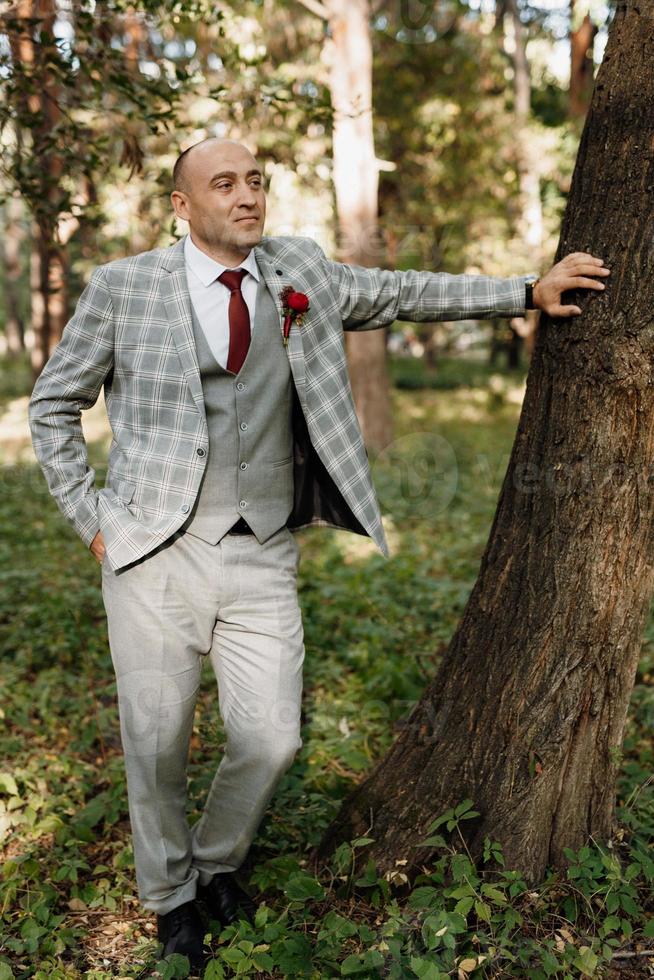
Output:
[184, 233, 260, 287]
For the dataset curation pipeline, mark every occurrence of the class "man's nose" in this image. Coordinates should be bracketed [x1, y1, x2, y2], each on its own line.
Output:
[236, 182, 259, 206]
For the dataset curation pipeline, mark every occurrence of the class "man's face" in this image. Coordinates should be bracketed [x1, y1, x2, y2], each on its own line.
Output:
[172, 141, 266, 256]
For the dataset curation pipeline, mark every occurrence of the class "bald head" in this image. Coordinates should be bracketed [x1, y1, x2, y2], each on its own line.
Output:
[173, 137, 258, 193]
[170, 137, 267, 266]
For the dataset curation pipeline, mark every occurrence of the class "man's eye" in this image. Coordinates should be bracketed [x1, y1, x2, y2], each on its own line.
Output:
[216, 183, 231, 190]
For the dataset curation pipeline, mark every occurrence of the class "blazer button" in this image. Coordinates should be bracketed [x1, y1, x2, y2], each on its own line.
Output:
[196, 447, 206, 457]
[180, 503, 190, 513]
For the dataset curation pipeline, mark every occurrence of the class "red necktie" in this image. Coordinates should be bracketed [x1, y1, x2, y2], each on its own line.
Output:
[218, 268, 251, 374]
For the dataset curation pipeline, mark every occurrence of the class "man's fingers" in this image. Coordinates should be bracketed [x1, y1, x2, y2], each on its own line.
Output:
[567, 263, 610, 276]
[550, 304, 582, 317]
[562, 253, 610, 272]
[564, 251, 606, 264]
[562, 251, 591, 265]
[563, 276, 607, 290]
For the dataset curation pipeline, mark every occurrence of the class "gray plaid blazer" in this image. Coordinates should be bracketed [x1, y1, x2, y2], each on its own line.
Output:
[28, 234, 533, 570]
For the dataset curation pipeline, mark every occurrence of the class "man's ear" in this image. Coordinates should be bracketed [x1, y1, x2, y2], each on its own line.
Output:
[171, 190, 188, 221]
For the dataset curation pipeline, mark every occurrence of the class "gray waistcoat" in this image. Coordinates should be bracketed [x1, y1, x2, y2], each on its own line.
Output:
[182, 276, 294, 544]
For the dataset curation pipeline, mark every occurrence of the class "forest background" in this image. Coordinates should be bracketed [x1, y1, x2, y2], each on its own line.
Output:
[4, 2, 654, 978]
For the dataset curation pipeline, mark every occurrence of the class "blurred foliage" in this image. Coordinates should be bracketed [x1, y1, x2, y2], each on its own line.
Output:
[0, 0, 595, 336]
[0, 1, 214, 228]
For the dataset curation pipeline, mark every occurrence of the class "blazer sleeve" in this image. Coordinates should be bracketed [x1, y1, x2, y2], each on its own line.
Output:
[319, 245, 536, 330]
[28, 266, 115, 548]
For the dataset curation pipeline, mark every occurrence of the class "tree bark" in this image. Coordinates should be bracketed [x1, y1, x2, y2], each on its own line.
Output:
[314, 0, 654, 885]
[324, 0, 394, 452]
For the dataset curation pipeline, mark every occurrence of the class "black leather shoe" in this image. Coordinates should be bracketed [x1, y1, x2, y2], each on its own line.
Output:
[156, 899, 206, 969]
[197, 871, 257, 926]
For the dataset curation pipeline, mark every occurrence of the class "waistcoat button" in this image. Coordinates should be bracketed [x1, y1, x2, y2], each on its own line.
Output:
[240, 422, 248, 431]
[196, 447, 206, 457]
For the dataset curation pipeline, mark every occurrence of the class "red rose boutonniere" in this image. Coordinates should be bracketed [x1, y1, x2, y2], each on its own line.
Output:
[280, 286, 310, 345]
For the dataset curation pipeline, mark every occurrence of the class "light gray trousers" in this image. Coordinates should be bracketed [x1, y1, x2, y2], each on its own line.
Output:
[101, 525, 304, 915]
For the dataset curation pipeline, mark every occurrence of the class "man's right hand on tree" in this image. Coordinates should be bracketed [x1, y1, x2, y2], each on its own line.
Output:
[533, 251, 610, 318]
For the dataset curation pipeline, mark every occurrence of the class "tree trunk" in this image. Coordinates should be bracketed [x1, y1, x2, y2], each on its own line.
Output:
[325, 0, 394, 452]
[504, 0, 543, 255]
[3, 194, 26, 355]
[570, 0, 597, 119]
[9, 0, 66, 378]
[29, 223, 50, 376]
[494, 0, 543, 363]
[314, 0, 654, 885]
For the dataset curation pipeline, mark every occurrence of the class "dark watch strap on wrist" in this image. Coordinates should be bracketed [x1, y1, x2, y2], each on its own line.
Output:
[525, 278, 539, 310]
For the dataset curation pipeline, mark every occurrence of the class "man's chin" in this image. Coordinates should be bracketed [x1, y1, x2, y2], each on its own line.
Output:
[230, 228, 264, 251]
[243, 231, 264, 247]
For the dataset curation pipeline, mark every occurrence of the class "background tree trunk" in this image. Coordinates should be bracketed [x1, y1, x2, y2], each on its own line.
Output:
[9, 0, 66, 378]
[295, 0, 394, 451]
[324, 0, 394, 452]
[570, 0, 598, 119]
[498, 0, 542, 365]
[503, 0, 543, 256]
[2, 194, 26, 356]
[314, 0, 654, 885]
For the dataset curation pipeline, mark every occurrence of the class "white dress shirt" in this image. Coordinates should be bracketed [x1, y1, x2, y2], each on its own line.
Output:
[183, 233, 260, 369]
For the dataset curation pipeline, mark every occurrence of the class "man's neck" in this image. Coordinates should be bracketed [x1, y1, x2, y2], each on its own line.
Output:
[188, 232, 252, 269]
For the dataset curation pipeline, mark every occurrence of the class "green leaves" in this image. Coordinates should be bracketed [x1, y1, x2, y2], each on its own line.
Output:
[153, 953, 192, 979]
[340, 948, 385, 974]
[410, 956, 448, 979]
[0, 773, 19, 796]
[283, 871, 325, 901]
[571, 945, 599, 977]
[418, 799, 481, 846]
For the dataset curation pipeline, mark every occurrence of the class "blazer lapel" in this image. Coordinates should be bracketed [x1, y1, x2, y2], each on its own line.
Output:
[160, 238, 206, 423]
[254, 246, 308, 415]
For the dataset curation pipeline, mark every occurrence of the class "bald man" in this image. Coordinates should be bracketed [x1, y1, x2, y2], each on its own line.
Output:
[28, 137, 610, 968]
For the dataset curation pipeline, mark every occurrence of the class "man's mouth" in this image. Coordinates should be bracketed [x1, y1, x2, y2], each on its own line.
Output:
[235, 216, 259, 223]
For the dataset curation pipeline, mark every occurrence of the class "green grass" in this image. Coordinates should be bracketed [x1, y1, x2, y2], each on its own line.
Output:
[1, 369, 653, 978]
[0, 352, 32, 415]
[389, 353, 527, 392]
